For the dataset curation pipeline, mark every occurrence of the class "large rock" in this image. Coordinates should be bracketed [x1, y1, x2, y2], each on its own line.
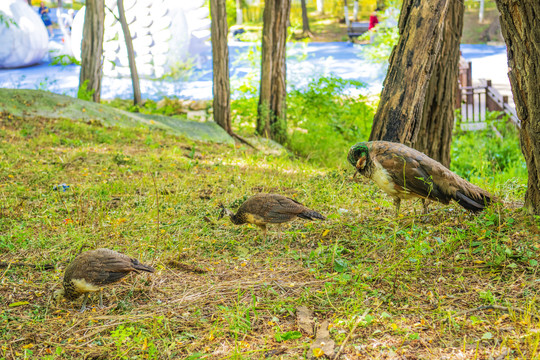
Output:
[0, 89, 234, 145]
[0, 0, 49, 68]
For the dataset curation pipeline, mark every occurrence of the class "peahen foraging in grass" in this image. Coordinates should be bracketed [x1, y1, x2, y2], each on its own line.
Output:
[347, 141, 494, 215]
[219, 193, 325, 240]
[54, 248, 154, 312]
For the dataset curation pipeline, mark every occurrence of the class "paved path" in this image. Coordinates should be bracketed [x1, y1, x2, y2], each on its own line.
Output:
[0, 37, 510, 102]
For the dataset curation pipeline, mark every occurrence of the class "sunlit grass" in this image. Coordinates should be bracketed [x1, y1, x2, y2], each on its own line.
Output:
[0, 112, 538, 359]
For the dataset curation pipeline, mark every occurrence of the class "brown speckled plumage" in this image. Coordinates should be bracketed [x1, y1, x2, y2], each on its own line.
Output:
[56, 248, 154, 311]
[348, 141, 494, 214]
[220, 193, 325, 239]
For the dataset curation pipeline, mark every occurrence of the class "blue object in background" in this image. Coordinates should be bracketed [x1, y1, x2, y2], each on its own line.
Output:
[53, 183, 70, 192]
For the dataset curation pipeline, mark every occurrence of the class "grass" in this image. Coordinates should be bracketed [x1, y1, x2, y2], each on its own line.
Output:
[0, 111, 539, 359]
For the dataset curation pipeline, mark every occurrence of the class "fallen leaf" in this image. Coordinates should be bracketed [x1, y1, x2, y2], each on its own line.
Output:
[309, 320, 335, 358]
[297, 306, 314, 336]
[9, 301, 29, 307]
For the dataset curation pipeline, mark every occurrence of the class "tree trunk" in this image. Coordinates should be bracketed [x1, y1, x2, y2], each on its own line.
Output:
[353, 0, 358, 21]
[343, 0, 350, 28]
[117, 0, 142, 106]
[257, 0, 290, 143]
[415, 0, 464, 167]
[316, 0, 324, 15]
[79, 0, 104, 103]
[495, 0, 540, 215]
[210, 0, 232, 134]
[300, 0, 312, 37]
[57, 0, 63, 8]
[369, 0, 450, 148]
[236, 0, 243, 25]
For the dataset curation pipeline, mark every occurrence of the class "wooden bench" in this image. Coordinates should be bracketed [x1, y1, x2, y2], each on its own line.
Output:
[347, 21, 370, 40]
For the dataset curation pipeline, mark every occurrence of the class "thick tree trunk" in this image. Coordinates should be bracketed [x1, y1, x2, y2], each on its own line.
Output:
[495, 0, 540, 215]
[415, 0, 464, 167]
[369, 0, 450, 147]
[210, 0, 232, 134]
[257, 0, 290, 144]
[79, 0, 104, 103]
[117, 0, 142, 106]
[301, 0, 312, 37]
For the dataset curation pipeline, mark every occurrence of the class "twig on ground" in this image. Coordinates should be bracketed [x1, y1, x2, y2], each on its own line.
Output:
[0, 262, 54, 270]
[333, 308, 370, 359]
[444, 304, 539, 322]
[231, 133, 258, 150]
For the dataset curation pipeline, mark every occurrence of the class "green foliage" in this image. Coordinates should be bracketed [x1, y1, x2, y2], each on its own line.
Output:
[451, 112, 526, 195]
[77, 79, 95, 101]
[0, 11, 17, 28]
[106, 98, 194, 118]
[286, 76, 375, 167]
[160, 58, 196, 81]
[359, 25, 400, 65]
[50, 54, 80, 66]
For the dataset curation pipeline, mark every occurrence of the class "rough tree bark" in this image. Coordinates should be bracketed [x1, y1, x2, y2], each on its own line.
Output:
[300, 0, 312, 37]
[369, 0, 451, 148]
[257, 0, 291, 144]
[117, 0, 142, 106]
[415, 0, 464, 167]
[210, 0, 232, 134]
[495, 0, 540, 215]
[79, 0, 104, 103]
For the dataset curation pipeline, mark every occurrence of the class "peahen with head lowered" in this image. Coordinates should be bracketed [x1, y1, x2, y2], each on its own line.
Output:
[219, 193, 325, 240]
[347, 141, 494, 215]
[54, 248, 154, 312]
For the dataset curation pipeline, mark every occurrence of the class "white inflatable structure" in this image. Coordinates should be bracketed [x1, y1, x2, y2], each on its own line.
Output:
[71, 0, 210, 78]
[0, 0, 49, 68]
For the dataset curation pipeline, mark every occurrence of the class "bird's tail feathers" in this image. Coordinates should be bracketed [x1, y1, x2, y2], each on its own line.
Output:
[131, 259, 155, 273]
[454, 190, 492, 213]
[298, 209, 326, 221]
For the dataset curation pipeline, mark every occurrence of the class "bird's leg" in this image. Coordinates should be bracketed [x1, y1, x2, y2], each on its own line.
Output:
[422, 199, 430, 215]
[98, 289, 104, 309]
[79, 293, 89, 313]
[277, 224, 282, 240]
[257, 225, 267, 242]
[421, 199, 430, 223]
[394, 198, 401, 217]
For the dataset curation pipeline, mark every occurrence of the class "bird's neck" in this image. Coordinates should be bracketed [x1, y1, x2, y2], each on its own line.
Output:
[63, 282, 81, 300]
[358, 156, 375, 178]
[230, 214, 245, 225]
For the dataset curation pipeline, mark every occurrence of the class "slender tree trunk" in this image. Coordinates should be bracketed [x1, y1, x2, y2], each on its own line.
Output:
[117, 0, 142, 106]
[300, 0, 312, 37]
[57, 0, 63, 8]
[257, 0, 290, 143]
[210, 0, 232, 134]
[79, 0, 104, 103]
[353, 0, 358, 21]
[343, 0, 350, 28]
[369, 0, 450, 147]
[495, 0, 540, 215]
[236, 0, 243, 25]
[316, 0, 324, 15]
[415, 0, 464, 167]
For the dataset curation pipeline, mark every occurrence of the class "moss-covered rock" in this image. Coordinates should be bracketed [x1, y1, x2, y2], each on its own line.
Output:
[0, 89, 234, 145]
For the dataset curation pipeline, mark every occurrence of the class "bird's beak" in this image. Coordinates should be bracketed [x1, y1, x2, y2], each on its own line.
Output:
[217, 204, 225, 220]
[355, 156, 366, 170]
